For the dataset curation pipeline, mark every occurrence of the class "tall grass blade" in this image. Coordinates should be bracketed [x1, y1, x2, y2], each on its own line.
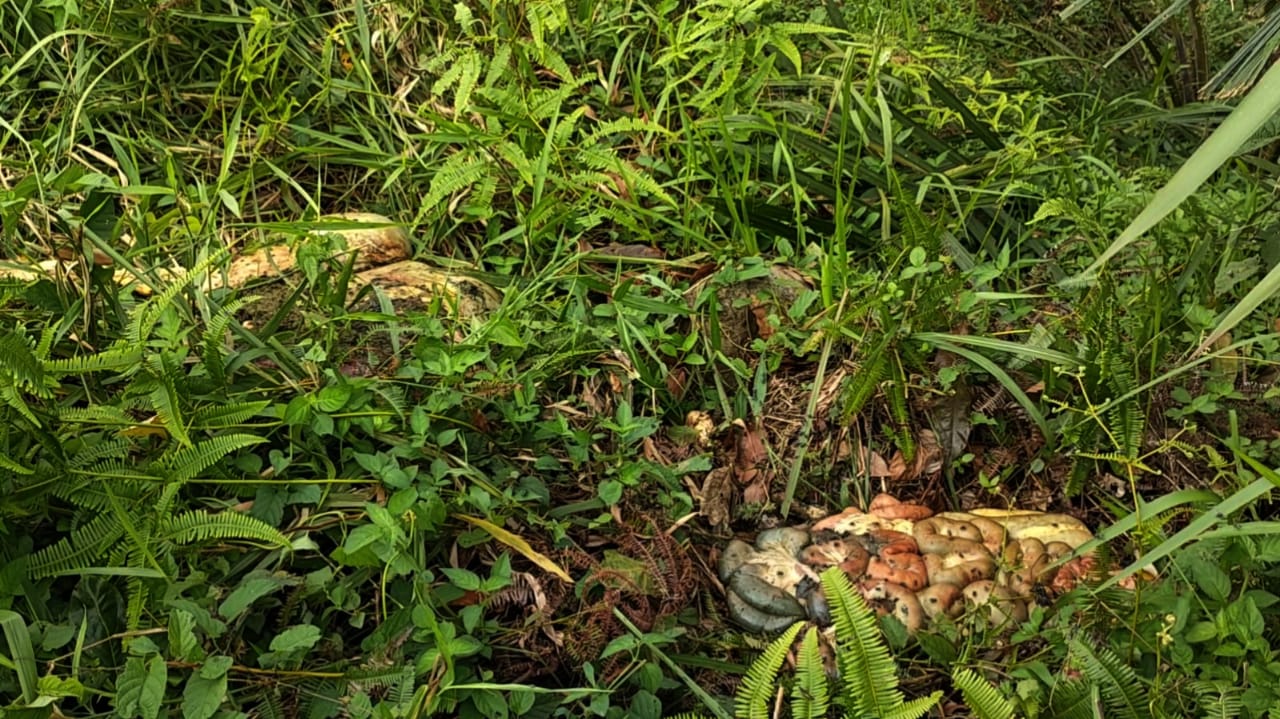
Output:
[0, 610, 38, 704]
[1065, 60, 1280, 288]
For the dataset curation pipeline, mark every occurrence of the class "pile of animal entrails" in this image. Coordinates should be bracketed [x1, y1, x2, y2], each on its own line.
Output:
[718, 494, 1096, 633]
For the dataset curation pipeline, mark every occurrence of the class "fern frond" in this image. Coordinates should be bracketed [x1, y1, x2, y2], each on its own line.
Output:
[161, 509, 290, 549]
[790, 627, 829, 719]
[0, 332, 44, 388]
[341, 665, 415, 708]
[422, 153, 490, 215]
[201, 296, 255, 387]
[368, 384, 406, 419]
[191, 401, 271, 428]
[1105, 365, 1142, 458]
[886, 359, 914, 462]
[819, 567, 905, 716]
[59, 404, 134, 426]
[28, 514, 127, 578]
[842, 338, 891, 421]
[156, 434, 265, 482]
[53, 476, 151, 511]
[0, 450, 33, 475]
[69, 460, 153, 485]
[1188, 680, 1242, 719]
[735, 622, 802, 719]
[44, 344, 142, 375]
[1069, 639, 1152, 719]
[127, 249, 228, 344]
[0, 382, 40, 426]
[1046, 678, 1100, 719]
[953, 668, 1015, 719]
[884, 692, 944, 719]
[67, 439, 132, 468]
[147, 353, 191, 448]
[254, 689, 287, 719]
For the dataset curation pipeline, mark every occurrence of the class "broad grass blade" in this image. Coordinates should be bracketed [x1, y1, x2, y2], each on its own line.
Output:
[1065, 60, 1280, 288]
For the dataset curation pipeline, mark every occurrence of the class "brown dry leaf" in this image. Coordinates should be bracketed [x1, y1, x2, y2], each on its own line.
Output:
[694, 466, 734, 529]
[751, 302, 774, 340]
[732, 418, 768, 468]
[607, 370, 625, 394]
[886, 431, 944, 482]
[581, 379, 606, 415]
[642, 436, 670, 465]
[666, 367, 689, 399]
[887, 451, 908, 481]
[742, 478, 770, 505]
[916, 429, 943, 476]
[853, 443, 890, 477]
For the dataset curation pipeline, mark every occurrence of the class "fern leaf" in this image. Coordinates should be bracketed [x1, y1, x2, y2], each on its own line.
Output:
[28, 514, 127, 578]
[148, 354, 192, 448]
[790, 627, 830, 719]
[0, 332, 44, 388]
[190, 401, 271, 428]
[884, 692, 944, 719]
[735, 622, 803, 719]
[1, 382, 40, 426]
[1069, 639, 1152, 719]
[818, 567, 905, 716]
[254, 689, 287, 719]
[157, 434, 265, 482]
[842, 340, 890, 421]
[422, 153, 490, 215]
[0, 448, 33, 475]
[1189, 680, 1242, 719]
[68, 439, 132, 468]
[952, 668, 1015, 719]
[59, 404, 134, 426]
[368, 384, 406, 419]
[201, 296, 255, 387]
[127, 248, 228, 345]
[44, 344, 142, 375]
[1046, 678, 1101, 719]
[161, 509, 290, 549]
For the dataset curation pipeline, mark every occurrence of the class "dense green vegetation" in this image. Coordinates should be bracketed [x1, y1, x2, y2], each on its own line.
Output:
[3, 0, 1280, 716]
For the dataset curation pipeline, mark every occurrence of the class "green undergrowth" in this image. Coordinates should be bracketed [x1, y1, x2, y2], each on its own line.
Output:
[3, 0, 1280, 717]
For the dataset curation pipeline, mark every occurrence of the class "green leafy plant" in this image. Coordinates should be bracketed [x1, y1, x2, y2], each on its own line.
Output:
[670, 568, 941, 719]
